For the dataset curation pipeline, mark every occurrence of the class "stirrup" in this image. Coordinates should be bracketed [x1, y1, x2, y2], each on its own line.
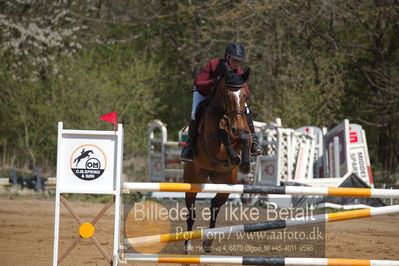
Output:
[250, 134, 262, 156]
[180, 146, 194, 162]
[250, 140, 262, 156]
[251, 146, 262, 156]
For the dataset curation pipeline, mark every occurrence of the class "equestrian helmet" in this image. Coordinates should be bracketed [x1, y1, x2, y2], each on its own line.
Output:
[225, 43, 245, 62]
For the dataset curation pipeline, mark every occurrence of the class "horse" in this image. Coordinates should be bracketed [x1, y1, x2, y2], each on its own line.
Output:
[73, 148, 94, 167]
[183, 64, 252, 253]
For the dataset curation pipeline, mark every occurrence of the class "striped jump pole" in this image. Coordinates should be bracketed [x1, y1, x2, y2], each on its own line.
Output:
[127, 205, 399, 246]
[124, 253, 399, 265]
[124, 182, 399, 198]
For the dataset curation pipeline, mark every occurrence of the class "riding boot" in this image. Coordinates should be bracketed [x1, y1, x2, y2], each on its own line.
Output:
[180, 119, 198, 162]
[246, 109, 262, 156]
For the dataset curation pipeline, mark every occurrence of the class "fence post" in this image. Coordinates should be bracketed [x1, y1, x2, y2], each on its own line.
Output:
[391, 187, 394, 206]
[35, 168, 43, 191]
[10, 169, 17, 188]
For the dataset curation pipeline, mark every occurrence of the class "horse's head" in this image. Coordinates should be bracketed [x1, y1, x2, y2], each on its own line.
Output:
[215, 63, 250, 138]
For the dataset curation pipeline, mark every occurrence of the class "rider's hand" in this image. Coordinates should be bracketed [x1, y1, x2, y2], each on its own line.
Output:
[213, 76, 221, 85]
[215, 60, 227, 77]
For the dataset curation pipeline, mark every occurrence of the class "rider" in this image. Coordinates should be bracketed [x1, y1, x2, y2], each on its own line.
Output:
[180, 43, 262, 162]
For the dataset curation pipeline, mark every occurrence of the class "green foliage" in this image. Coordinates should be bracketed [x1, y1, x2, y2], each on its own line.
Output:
[53, 47, 165, 153]
[0, 45, 165, 172]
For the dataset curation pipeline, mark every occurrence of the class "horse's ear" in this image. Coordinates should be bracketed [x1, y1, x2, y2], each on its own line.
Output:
[241, 67, 251, 83]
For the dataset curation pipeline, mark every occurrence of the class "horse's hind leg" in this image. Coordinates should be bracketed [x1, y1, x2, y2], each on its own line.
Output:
[184, 191, 197, 252]
[183, 162, 208, 253]
[202, 192, 230, 253]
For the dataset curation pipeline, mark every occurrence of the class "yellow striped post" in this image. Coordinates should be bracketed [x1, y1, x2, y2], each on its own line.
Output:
[158, 255, 201, 264]
[328, 209, 371, 222]
[328, 187, 372, 198]
[159, 183, 203, 192]
[327, 258, 371, 266]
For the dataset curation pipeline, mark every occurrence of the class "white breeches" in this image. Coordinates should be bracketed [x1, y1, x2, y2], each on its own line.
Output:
[191, 91, 207, 120]
[191, 90, 249, 120]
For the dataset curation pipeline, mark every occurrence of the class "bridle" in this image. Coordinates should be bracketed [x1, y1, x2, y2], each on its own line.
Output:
[220, 84, 247, 137]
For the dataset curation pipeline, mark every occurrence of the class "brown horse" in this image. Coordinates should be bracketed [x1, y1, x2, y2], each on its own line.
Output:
[183, 65, 252, 252]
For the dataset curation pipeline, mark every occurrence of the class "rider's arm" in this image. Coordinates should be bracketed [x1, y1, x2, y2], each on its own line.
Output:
[194, 59, 218, 96]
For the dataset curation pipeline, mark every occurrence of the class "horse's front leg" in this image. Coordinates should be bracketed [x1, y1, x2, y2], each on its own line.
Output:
[202, 193, 230, 253]
[239, 130, 251, 174]
[217, 129, 241, 165]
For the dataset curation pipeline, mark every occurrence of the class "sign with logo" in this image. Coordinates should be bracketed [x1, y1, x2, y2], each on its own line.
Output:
[70, 144, 107, 180]
[348, 124, 373, 185]
[56, 122, 123, 194]
[259, 157, 278, 185]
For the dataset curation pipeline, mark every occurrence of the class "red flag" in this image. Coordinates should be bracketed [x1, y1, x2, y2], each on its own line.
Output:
[99, 111, 117, 125]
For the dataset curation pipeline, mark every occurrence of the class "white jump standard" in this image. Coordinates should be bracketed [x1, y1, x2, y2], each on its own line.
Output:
[53, 122, 124, 266]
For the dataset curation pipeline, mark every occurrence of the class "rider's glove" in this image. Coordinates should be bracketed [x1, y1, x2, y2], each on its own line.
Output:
[213, 76, 221, 85]
[215, 60, 227, 77]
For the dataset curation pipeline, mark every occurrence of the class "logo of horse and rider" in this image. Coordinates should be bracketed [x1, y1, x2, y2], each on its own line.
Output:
[69, 144, 107, 181]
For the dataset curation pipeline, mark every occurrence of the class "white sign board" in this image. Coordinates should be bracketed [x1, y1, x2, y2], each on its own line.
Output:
[296, 126, 324, 178]
[324, 119, 351, 178]
[56, 122, 123, 194]
[348, 124, 373, 186]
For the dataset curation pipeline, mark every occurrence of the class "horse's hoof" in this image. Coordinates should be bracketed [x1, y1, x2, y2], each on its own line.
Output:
[230, 154, 241, 166]
[184, 240, 194, 253]
[239, 163, 250, 174]
[232, 158, 241, 165]
[202, 240, 213, 253]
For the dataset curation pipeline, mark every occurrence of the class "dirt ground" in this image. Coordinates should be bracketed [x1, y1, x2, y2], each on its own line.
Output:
[0, 197, 398, 266]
